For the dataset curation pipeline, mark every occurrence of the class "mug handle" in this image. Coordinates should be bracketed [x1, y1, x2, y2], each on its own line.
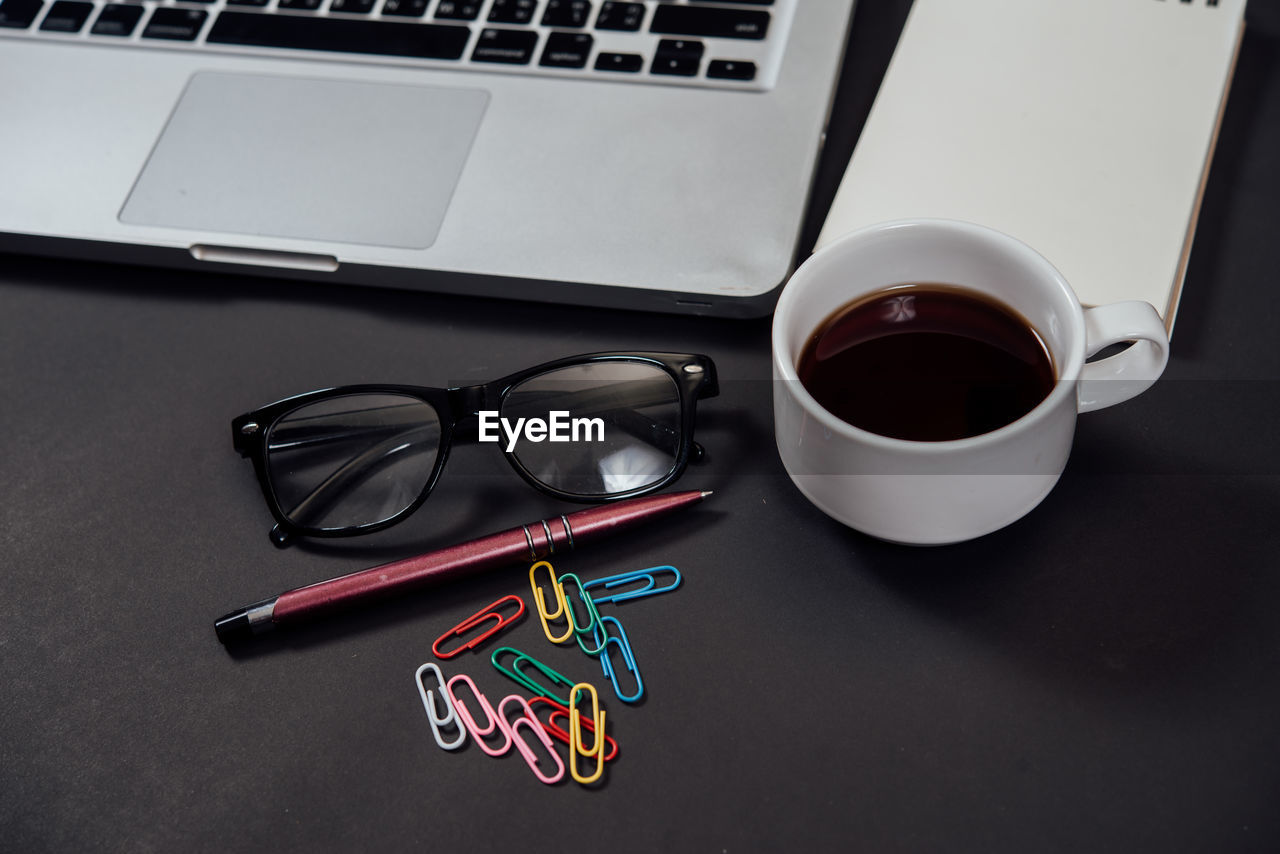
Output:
[1077, 301, 1170, 413]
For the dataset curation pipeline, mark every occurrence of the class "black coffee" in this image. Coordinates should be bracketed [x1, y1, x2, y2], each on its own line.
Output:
[796, 285, 1055, 441]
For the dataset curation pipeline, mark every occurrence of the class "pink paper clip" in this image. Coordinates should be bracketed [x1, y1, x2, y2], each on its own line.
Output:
[445, 674, 512, 757]
[498, 695, 566, 785]
[432, 595, 526, 659]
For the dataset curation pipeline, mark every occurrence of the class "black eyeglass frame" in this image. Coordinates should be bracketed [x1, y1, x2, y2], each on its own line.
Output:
[232, 351, 718, 544]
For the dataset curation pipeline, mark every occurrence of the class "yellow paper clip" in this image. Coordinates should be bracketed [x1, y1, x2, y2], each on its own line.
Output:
[568, 682, 606, 785]
[529, 560, 573, 644]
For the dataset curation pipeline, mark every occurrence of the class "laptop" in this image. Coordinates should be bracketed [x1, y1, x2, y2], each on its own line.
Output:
[0, 0, 856, 316]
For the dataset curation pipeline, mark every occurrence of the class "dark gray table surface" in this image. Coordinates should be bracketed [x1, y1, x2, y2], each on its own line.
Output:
[4, 2, 1279, 851]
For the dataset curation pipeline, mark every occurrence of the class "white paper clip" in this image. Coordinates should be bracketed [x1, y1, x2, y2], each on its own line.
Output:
[414, 662, 465, 751]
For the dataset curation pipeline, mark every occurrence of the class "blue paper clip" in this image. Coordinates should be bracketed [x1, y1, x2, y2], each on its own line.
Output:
[582, 565, 682, 605]
[414, 662, 465, 750]
[591, 616, 643, 703]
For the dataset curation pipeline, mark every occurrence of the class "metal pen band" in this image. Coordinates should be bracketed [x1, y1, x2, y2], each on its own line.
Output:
[523, 524, 537, 561]
[560, 515, 575, 550]
[541, 519, 555, 554]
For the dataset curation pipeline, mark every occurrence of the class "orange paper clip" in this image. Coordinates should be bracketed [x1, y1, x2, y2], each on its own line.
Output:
[432, 594, 526, 659]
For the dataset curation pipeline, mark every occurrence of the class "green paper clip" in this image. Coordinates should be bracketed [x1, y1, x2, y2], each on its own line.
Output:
[491, 646, 578, 705]
[559, 572, 606, 657]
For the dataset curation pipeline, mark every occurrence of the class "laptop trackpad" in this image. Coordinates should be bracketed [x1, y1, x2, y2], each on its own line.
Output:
[120, 72, 489, 250]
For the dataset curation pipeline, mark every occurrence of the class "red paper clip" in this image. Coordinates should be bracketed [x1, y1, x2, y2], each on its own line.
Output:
[527, 696, 619, 762]
[432, 595, 526, 659]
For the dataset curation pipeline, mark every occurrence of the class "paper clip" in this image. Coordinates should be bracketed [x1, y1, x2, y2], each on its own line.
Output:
[432, 594, 526, 659]
[559, 573, 606, 656]
[529, 560, 573, 644]
[568, 682, 607, 785]
[582, 565, 682, 605]
[591, 616, 644, 703]
[490, 646, 578, 705]
[498, 695, 566, 785]
[414, 663, 465, 750]
[445, 673, 512, 757]
[528, 696, 619, 762]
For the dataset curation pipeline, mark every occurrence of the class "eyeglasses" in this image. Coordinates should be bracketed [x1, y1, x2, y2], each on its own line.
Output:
[232, 352, 718, 545]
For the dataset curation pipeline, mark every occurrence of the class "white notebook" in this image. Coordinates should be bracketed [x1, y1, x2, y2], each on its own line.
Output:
[816, 0, 1246, 333]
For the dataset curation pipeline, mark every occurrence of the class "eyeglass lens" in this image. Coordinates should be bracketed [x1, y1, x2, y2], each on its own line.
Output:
[501, 361, 681, 497]
[265, 393, 443, 531]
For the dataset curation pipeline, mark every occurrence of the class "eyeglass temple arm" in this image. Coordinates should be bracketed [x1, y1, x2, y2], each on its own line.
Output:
[268, 424, 438, 544]
[260, 404, 431, 454]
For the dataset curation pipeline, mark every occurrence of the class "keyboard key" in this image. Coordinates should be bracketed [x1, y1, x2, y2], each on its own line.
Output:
[471, 27, 538, 64]
[594, 1, 641, 32]
[487, 0, 534, 25]
[0, 0, 43, 28]
[594, 51, 641, 73]
[90, 3, 144, 36]
[207, 12, 471, 59]
[279, 0, 322, 9]
[329, 0, 375, 13]
[650, 38, 702, 77]
[650, 4, 768, 40]
[225, 0, 270, 6]
[541, 0, 589, 28]
[142, 6, 206, 39]
[539, 31, 592, 68]
[706, 59, 756, 81]
[434, 0, 479, 19]
[381, 0, 426, 17]
[38, 0, 93, 31]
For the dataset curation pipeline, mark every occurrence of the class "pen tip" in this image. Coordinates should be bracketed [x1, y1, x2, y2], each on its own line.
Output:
[701, 490, 714, 499]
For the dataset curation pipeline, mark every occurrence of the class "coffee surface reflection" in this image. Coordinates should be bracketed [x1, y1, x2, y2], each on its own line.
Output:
[796, 285, 1055, 442]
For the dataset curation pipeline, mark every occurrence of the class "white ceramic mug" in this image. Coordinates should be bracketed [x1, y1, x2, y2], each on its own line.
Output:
[772, 219, 1169, 545]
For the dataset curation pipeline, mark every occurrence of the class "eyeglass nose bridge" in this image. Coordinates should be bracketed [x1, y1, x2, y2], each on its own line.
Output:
[446, 384, 492, 420]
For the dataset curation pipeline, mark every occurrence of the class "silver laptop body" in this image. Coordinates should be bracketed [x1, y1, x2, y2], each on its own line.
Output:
[0, 0, 855, 316]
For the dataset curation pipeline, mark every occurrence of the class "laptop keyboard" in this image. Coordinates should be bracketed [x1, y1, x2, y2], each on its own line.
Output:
[1, 0, 793, 90]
